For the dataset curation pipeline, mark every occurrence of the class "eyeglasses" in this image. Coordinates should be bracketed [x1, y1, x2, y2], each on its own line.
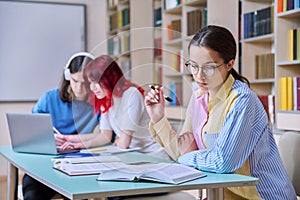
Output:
[185, 60, 225, 77]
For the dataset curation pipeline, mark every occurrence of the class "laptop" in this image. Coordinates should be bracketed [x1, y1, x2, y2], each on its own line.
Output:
[6, 113, 78, 155]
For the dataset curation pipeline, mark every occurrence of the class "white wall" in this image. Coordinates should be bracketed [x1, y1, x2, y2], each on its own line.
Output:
[0, 0, 107, 176]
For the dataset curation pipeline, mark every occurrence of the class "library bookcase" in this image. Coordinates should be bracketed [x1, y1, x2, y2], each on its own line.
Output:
[105, 0, 300, 132]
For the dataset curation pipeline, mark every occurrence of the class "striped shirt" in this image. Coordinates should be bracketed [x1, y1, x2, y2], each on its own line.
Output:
[150, 75, 296, 199]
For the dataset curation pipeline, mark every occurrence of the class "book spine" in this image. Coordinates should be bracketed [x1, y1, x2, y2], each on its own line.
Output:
[293, 77, 298, 111]
[268, 95, 275, 124]
[297, 28, 300, 60]
[278, 0, 283, 12]
[287, 0, 295, 10]
[297, 77, 300, 110]
[293, 29, 297, 60]
[287, 76, 293, 110]
[280, 77, 288, 110]
[283, 0, 288, 11]
[289, 29, 294, 61]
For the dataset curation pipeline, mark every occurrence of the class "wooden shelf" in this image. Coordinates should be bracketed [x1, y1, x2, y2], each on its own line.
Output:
[277, 8, 300, 18]
[241, 33, 274, 43]
[276, 111, 300, 131]
[250, 78, 275, 84]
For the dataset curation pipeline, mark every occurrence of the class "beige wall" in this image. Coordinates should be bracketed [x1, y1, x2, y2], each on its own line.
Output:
[0, 0, 107, 176]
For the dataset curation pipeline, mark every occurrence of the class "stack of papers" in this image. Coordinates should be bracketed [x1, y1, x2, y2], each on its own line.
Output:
[52, 152, 123, 176]
[80, 145, 141, 154]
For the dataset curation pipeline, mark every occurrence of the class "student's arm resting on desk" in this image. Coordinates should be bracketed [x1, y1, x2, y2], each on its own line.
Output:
[149, 113, 196, 161]
[114, 130, 133, 149]
[55, 125, 100, 145]
[178, 93, 264, 173]
[60, 130, 113, 150]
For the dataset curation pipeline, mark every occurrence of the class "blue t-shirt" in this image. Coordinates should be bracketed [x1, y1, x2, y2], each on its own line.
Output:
[32, 89, 99, 135]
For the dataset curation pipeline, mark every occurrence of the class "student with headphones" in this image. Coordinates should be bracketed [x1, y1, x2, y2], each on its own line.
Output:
[22, 52, 100, 200]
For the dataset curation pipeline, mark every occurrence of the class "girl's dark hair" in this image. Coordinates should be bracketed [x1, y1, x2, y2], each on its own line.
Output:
[189, 25, 250, 86]
[59, 55, 93, 102]
[84, 55, 144, 114]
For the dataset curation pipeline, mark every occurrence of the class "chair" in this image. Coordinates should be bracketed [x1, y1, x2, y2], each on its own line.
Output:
[278, 131, 300, 197]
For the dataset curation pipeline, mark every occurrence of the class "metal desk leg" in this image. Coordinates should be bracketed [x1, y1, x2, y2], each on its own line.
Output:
[7, 162, 18, 200]
[207, 188, 224, 200]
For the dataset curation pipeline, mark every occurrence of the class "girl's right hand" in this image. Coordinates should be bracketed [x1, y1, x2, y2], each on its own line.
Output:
[54, 133, 66, 146]
[144, 86, 165, 123]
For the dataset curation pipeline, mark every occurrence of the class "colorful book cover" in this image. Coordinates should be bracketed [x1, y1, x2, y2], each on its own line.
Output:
[289, 29, 294, 60]
[297, 28, 300, 60]
[293, 77, 298, 110]
[287, 76, 293, 110]
[278, 0, 283, 12]
[280, 77, 288, 110]
[293, 29, 297, 60]
[297, 77, 300, 110]
[268, 95, 275, 124]
[283, 0, 288, 11]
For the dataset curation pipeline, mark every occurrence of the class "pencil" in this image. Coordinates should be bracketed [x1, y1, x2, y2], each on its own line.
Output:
[52, 127, 62, 134]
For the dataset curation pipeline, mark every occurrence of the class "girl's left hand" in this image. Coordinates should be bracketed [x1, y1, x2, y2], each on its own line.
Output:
[178, 132, 198, 155]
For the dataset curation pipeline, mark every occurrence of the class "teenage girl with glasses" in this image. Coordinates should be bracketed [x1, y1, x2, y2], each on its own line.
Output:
[145, 25, 296, 199]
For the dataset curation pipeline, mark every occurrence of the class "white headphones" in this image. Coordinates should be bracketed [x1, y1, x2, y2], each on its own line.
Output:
[64, 52, 95, 80]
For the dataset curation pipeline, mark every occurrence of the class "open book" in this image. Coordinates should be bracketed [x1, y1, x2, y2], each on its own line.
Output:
[97, 162, 206, 184]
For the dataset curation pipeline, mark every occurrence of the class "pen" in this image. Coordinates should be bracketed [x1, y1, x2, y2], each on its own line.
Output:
[149, 85, 173, 102]
[52, 126, 62, 134]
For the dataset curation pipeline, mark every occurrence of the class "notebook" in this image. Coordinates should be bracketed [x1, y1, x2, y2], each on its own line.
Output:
[6, 113, 78, 155]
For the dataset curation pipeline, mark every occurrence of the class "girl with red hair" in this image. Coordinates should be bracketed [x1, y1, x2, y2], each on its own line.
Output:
[61, 55, 169, 159]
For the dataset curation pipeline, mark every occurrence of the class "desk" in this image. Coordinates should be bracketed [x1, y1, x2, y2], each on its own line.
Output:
[0, 146, 258, 200]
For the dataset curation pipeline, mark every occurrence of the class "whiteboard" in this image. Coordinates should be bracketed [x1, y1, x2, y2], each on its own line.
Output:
[0, 1, 86, 101]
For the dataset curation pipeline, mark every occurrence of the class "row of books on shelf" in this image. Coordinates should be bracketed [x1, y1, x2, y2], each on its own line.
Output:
[289, 28, 300, 61]
[258, 95, 275, 124]
[172, 50, 184, 73]
[186, 8, 207, 36]
[167, 19, 182, 40]
[154, 7, 162, 27]
[277, 0, 300, 13]
[108, 7, 130, 32]
[107, 33, 130, 56]
[279, 76, 300, 111]
[243, 6, 274, 39]
[255, 53, 274, 79]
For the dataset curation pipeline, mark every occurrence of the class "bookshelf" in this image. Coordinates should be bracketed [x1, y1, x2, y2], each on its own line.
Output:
[240, 0, 300, 131]
[161, 0, 239, 120]
[240, 0, 276, 127]
[106, 0, 154, 86]
[275, 0, 300, 131]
